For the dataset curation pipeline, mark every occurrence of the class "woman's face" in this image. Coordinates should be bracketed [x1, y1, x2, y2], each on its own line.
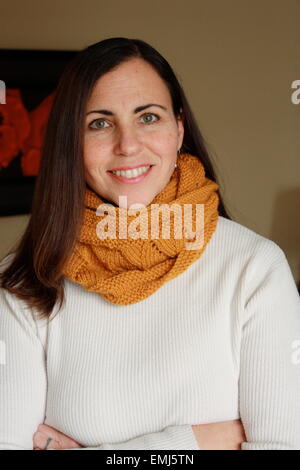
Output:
[84, 58, 184, 209]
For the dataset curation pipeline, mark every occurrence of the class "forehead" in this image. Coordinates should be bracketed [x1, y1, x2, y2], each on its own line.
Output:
[87, 58, 171, 106]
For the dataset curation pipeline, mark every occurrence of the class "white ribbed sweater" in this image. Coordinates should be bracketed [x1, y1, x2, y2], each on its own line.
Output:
[0, 216, 300, 450]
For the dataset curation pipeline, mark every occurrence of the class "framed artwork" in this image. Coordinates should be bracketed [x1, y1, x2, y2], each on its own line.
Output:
[0, 48, 78, 216]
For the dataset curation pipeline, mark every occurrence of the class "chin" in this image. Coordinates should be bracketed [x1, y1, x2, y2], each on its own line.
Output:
[119, 196, 155, 209]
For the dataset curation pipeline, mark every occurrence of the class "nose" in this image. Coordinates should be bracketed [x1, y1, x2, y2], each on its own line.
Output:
[114, 124, 143, 156]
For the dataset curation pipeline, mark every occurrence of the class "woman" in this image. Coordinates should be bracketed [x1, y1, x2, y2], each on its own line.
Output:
[0, 37, 299, 451]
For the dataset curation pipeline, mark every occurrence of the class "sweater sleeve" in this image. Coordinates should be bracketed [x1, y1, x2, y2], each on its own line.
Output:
[238, 242, 300, 450]
[71, 425, 200, 450]
[0, 276, 47, 450]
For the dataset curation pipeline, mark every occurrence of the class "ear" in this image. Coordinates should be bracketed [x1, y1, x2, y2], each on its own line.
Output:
[176, 108, 184, 149]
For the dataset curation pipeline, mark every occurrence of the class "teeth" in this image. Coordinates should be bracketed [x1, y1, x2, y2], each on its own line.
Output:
[111, 165, 151, 178]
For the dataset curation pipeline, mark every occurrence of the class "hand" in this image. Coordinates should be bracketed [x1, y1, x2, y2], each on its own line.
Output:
[192, 418, 247, 450]
[33, 424, 84, 450]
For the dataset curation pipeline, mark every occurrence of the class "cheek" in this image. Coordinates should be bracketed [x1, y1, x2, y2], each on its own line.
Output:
[148, 124, 179, 149]
[83, 139, 106, 168]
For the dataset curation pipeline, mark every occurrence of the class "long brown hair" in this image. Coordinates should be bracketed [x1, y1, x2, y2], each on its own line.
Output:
[0, 37, 233, 320]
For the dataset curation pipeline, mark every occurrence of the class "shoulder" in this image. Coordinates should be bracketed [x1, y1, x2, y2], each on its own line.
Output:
[214, 216, 287, 268]
[213, 217, 299, 313]
[0, 252, 48, 348]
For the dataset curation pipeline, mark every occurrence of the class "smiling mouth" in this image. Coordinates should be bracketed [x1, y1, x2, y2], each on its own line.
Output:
[107, 165, 154, 183]
[108, 165, 153, 176]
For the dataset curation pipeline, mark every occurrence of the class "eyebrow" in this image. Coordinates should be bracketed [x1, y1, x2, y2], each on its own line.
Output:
[86, 103, 167, 116]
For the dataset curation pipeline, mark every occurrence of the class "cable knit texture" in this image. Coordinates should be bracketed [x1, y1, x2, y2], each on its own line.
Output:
[62, 152, 219, 305]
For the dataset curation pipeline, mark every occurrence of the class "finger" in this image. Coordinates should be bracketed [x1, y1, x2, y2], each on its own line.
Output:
[36, 424, 82, 449]
[33, 431, 42, 447]
[37, 424, 62, 439]
[33, 431, 50, 449]
[38, 423, 76, 443]
[33, 431, 61, 450]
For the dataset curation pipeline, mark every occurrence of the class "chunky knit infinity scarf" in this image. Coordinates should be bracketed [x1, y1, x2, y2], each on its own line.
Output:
[62, 152, 220, 305]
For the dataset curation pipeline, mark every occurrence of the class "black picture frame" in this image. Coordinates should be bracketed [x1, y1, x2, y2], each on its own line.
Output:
[0, 48, 78, 216]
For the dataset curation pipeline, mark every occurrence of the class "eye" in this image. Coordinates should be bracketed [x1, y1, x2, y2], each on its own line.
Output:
[88, 118, 110, 130]
[88, 112, 160, 130]
[140, 113, 160, 124]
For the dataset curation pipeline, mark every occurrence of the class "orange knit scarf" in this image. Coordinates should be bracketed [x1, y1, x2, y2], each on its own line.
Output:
[62, 153, 220, 305]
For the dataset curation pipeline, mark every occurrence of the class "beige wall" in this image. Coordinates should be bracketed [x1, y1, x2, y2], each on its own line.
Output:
[0, 0, 299, 284]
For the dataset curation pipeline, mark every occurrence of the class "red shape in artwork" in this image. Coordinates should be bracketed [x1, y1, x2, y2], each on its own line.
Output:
[21, 92, 55, 176]
[0, 89, 31, 169]
[0, 89, 55, 176]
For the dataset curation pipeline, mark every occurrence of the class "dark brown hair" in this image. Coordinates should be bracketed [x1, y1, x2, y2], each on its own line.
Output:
[0, 37, 233, 320]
